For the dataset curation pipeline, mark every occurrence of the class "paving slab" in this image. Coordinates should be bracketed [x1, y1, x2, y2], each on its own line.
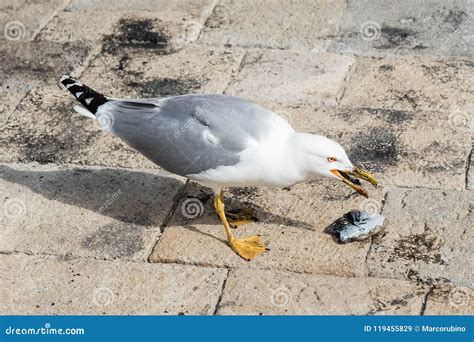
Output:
[0, 41, 90, 86]
[0, 253, 226, 314]
[0, 0, 66, 42]
[38, 0, 215, 45]
[0, 77, 31, 130]
[328, 0, 474, 57]
[225, 50, 355, 105]
[366, 187, 474, 287]
[0, 41, 90, 130]
[340, 57, 474, 113]
[0, 163, 184, 261]
[424, 283, 474, 315]
[216, 268, 427, 315]
[201, 0, 345, 50]
[149, 180, 382, 277]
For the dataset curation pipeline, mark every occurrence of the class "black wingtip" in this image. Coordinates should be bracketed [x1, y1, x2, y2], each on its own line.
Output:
[58, 74, 76, 89]
[58, 75, 108, 114]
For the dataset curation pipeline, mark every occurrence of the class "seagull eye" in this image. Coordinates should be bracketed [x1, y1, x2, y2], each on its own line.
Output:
[327, 157, 337, 162]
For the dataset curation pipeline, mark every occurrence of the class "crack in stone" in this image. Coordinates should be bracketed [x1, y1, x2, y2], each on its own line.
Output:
[160, 179, 190, 231]
[465, 146, 472, 190]
[223, 51, 247, 93]
[145, 180, 189, 262]
[420, 285, 435, 315]
[336, 58, 358, 105]
[212, 268, 230, 315]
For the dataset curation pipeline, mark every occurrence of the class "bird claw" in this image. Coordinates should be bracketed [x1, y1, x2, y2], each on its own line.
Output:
[229, 236, 266, 261]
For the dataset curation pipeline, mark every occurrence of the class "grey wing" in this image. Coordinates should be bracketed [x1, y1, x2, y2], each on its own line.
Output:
[100, 94, 276, 176]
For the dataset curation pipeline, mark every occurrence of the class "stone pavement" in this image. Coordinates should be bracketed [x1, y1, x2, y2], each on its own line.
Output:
[0, 0, 473, 315]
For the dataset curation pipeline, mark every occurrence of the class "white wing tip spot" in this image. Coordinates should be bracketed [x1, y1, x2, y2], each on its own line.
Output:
[205, 131, 218, 144]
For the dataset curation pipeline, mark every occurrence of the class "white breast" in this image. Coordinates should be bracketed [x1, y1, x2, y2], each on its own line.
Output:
[188, 124, 304, 189]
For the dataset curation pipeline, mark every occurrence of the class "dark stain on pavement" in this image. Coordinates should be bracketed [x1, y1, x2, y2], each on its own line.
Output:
[81, 223, 144, 258]
[379, 64, 394, 72]
[348, 128, 399, 171]
[378, 26, 417, 49]
[389, 233, 445, 265]
[363, 107, 412, 124]
[6, 101, 99, 164]
[102, 18, 170, 54]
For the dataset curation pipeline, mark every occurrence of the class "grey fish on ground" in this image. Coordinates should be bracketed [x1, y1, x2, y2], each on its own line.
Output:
[329, 210, 386, 243]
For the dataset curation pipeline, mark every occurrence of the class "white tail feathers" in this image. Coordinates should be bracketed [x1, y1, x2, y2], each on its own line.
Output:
[74, 105, 96, 119]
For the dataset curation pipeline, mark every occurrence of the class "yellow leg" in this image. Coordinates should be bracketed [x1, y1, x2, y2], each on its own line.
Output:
[214, 191, 266, 261]
[226, 208, 255, 228]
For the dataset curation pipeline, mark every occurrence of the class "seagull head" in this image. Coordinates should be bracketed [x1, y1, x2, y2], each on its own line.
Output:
[294, 133, 378, 197]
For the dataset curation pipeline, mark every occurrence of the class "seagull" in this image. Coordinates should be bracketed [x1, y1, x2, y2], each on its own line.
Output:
[59, 75, 377, 261]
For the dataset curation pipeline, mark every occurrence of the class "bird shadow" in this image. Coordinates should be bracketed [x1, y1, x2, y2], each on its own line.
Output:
[0, 165, 314, 233]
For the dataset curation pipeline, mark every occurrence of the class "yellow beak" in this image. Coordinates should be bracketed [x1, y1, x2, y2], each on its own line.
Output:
[330, 167, 378, 198]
